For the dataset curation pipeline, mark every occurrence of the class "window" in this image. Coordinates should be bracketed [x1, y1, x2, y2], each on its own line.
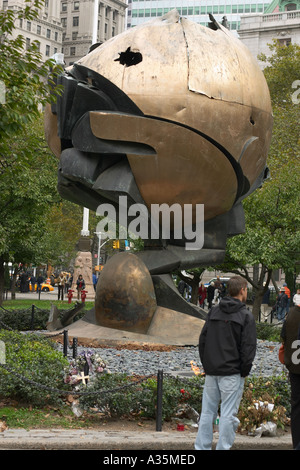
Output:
[74, 1, 80, 10]
[232, 5, 238, 13]
[72, 31, 78, 40]
[257, 3, 264, 11]
[61, 17, 67, 27]
[251, 4, 257, 11]
[151, 9, 156, 16]
[219, 5, 225, 13]
[157, 8, 163, 16]
[213, 5, 219, 14]
[19, 19, 23, 28]
[194, 6, 200, 14]
[55, 31, 58, 41]
[27, 21, 31, 31]
[207, 6, 212, 13]
[278, 38, 291, 46]
[70, 46, 76, 56]
[61, 2, 67, 11]
[46, 45, 50, 57]
[73, 17, 79, 27]
[47, 28, 51, 38]
[182, 7, 188, 15]
[145, 8, 150, 16]
[26, 37, 31, 50]
[238, 5, 244, 12]
[188, 7, 193, 14]
[245, 4, 251, 12]
[37, 24, 41, 34]
[226, 5, 232, 12]
[201, 6, 206, 13]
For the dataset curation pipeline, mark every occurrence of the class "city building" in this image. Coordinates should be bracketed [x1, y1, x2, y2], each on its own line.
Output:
[0, 0, 63, 62]
[61, 0, 127, 65]
[0, 1, 128, 65]
[126, 0, 272, 31]
[239, 1, 300, 61]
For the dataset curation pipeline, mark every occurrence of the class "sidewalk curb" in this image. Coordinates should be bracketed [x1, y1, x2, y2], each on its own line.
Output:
[0, 429, 293, 450]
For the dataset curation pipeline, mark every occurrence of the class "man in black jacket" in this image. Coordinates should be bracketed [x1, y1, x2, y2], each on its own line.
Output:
[195, 276, 256, 450]
[281, 303, 300, 449]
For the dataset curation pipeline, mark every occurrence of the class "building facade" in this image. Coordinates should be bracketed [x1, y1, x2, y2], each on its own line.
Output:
[0, 0, 63, 61]
[239, 0, 300, 61]
[61, 0, 127, 64]
[127, 0, 272, 31]
[0, 0, 128, 65]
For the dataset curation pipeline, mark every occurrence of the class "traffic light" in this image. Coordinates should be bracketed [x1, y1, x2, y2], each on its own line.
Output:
[112, 240, 120, 249]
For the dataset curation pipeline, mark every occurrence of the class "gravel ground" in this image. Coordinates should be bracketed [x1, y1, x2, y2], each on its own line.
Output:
[60, 339, 285, 378]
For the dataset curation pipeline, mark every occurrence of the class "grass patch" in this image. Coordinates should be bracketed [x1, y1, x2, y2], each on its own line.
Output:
[0, 403, 99, 430]
[2, 299, 94, 311]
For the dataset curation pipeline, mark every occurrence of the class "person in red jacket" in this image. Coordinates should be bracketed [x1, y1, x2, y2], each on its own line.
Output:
[198, 283, 207, 309]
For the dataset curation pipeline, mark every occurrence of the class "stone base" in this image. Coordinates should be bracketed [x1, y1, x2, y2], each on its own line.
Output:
[49, 306, 204, 347]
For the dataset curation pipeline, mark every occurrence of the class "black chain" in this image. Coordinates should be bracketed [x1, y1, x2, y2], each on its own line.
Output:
[0, 363, 155, 397]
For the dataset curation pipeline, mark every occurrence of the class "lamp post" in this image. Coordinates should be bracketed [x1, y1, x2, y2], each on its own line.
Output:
[80, 0, 99, 237]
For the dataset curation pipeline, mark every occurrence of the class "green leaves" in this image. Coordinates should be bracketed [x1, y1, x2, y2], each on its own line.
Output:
[0, 2, 62, 140]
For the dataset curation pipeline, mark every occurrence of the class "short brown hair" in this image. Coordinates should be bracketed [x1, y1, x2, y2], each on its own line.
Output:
[227, 276, 247, 297]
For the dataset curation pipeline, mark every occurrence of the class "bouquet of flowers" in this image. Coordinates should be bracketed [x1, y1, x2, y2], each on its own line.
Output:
[65, 350, 107, 386]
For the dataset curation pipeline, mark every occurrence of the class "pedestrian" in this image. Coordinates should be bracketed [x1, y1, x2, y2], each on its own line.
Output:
[198, 283, 207, 309]
[93, 272, 98, 291]
[76, 274, 85, 300]
[293, 288, 300, 307]
[280, 302, 300, 449]
[57, 273, 66, 301]
[261, 282, 270, 317]
[36, 273, 44, 294]
[276, 288, 289, 321]
[30, 274, 36, 292]
[213, 276, 222, 304]
[178, 279, 187, 297]
[283, 283, 291, 313]
[195, 275, 256, 450]
[207, 282, 215, 309]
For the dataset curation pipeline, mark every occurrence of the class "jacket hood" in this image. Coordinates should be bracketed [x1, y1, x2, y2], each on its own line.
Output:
[219, 296, 246, 314]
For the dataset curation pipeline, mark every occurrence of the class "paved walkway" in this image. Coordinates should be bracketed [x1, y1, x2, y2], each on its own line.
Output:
[0, 427, 293, 450]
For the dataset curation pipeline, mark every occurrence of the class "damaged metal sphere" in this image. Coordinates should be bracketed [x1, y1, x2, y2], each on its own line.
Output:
[45, 10, 272, 223]
[44, 10, 273, 274]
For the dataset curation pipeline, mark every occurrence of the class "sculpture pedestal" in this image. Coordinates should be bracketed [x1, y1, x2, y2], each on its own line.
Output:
[72, 250, 95, 300]
[95, 251, 205, 336]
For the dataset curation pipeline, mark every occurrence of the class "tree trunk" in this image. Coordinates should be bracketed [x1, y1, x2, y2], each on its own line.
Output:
[252, 288, 264, 320]
[11, 266, 18, 300]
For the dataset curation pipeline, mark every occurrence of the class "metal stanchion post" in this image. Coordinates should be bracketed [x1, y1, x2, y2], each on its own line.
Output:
[63, 330, 69, 357]
[156, 369, 163, 432]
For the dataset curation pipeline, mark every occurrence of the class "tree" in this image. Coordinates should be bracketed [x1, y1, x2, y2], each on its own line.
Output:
[0, 0, 61, 139]
[217, 42, 300, 319]
[0, 1, 62, 303]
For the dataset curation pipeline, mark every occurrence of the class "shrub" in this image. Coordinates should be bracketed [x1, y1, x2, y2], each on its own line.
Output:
[79, 373, 205, 421]
[0, 330, 70, 406]
[238, 375, 290, 434]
